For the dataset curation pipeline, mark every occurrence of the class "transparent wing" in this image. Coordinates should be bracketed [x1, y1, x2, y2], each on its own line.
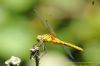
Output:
[61, 45, 74, 59]
[34, 9, 56, 37]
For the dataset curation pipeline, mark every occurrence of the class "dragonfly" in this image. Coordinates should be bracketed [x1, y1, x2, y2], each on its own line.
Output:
[34, 9, 84, 51]
[30, 9, 84, 66]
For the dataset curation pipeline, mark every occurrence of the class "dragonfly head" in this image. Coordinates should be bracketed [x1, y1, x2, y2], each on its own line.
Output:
[37, 35, 44, 42]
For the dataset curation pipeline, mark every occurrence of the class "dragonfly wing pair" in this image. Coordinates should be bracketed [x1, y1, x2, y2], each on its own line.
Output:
[34, 9, 84, 59]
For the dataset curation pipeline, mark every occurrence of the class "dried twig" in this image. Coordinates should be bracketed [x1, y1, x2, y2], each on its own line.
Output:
[30, 45, 40, 66]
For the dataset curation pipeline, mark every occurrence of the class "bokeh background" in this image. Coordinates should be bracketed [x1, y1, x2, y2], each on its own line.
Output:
[0, 0, 100, 66]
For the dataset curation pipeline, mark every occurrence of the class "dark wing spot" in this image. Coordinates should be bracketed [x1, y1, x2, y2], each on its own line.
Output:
[92, 0, 95, 5]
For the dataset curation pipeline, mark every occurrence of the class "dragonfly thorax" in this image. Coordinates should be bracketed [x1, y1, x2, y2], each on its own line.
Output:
[37, 34, 53, 42]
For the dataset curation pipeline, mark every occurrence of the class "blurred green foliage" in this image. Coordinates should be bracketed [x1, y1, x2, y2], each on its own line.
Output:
[0, 0, 100, 66]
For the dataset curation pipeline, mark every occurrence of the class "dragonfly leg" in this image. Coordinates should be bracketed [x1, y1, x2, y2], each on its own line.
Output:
[43, 43, 47, 52]
[36, 41, 47, 54]
[34, 41, 48, 58]
[40, 43, 48, 58]
[37, 41, 44, 47]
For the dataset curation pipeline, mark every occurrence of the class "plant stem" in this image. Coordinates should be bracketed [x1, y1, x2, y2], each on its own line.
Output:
[35, 55, 39, 66]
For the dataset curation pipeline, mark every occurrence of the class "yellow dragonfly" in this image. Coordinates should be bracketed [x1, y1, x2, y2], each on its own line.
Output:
[34, 10, 84, 52]
[30, 9, 83, 66]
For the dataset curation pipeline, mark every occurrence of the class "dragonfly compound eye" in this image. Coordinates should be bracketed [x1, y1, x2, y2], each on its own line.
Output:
[37, 35, 44, 41]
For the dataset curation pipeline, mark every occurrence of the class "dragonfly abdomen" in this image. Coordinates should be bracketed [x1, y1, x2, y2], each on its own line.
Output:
[42, 34, 84, 52]
[51, 38, 84, 52]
